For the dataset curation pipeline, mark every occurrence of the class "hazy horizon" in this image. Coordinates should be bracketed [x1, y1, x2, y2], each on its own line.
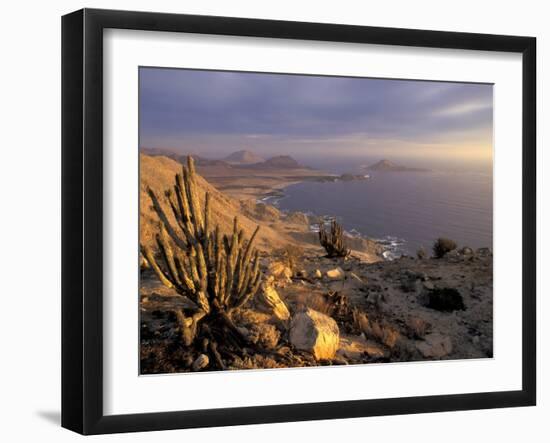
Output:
[139, 67, 493, 170]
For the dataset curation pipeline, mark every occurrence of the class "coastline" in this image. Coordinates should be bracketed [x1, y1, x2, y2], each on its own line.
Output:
[194, 162, 419, 260]
[253, 178, 395, 261]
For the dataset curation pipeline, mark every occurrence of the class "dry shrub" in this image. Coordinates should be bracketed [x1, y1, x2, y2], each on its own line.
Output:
[230, 354, 282, 370]
[425, 287, 465, 312]
[416, 247, 427, 260]
[381, 327, 401, 349]
[352, 309, 370, 334]
[353, 310, 401, 349]
[293, 292, 334, 316]
[433, 237, 457, 258]
[246, 323, 280, 350]
[406, 317, 430, 339]
[275, 244, 305, 272]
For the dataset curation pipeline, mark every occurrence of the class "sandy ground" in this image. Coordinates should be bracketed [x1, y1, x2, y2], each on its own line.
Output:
[196, 163, 333, 200]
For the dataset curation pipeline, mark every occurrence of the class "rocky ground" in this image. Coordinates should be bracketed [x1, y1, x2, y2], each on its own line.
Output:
[140, 246, 493, 374]
[139, 153, 492, 373]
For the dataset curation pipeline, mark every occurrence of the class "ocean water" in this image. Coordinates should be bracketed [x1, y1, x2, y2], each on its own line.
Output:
[276, 170, 493, 258]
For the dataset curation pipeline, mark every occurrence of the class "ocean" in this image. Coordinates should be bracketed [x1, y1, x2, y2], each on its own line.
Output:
[275, 168, 493, 258]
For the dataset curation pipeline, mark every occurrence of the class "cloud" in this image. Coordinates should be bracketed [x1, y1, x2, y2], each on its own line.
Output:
[435, 99, 493, 117]
[139, 67, 493, 159]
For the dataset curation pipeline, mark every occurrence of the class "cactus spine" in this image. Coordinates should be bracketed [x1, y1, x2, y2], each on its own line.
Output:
[318, 219, 350, 258]
[141, 156, 262, 349]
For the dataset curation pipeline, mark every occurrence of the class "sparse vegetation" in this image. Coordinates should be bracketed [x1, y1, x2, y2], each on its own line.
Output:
[416, 247, 427, 260]
[432, 237, 457, 258]
[140, 156, 263, 367]
[318, 219, 350, 258]
[274, 244, 304, 273]
[352, 310, 401, 349]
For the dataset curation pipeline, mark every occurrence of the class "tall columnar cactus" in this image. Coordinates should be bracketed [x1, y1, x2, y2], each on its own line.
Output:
[318, 219, 350, 258]
[140, 156, 262, 353]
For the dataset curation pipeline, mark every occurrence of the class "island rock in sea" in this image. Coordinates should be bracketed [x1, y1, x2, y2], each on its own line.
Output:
[365, 159, 430, 172]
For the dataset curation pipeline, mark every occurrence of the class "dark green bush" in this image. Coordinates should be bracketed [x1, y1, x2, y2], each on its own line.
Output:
[426, 287, 465, 312]
[432, 237, 457, 258]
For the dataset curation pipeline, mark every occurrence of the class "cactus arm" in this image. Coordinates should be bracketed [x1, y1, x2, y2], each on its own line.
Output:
[203, 192, 211, 243]
[194, 242, 208, 292]
[156, 226, 183, 289]
[140, 244, 174, 289]
[175, 172, 196, 239]
[174, 256, 196, 293]
[147, 186, 188, 251]
[184, 157, 204, 237]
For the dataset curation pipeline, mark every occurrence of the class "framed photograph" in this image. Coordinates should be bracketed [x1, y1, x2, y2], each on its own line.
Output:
[61, 8, 536, 435]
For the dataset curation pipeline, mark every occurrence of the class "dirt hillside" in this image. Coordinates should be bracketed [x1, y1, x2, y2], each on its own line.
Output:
[141, 154, 302, 252]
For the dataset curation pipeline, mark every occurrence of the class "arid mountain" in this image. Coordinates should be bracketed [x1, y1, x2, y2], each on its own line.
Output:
[140, 147, 230, 167]
[141, 154, 292, 252]
[365, 159, 430, 172]
[223, 150, 264, 165]
[249, 155, 304, 169]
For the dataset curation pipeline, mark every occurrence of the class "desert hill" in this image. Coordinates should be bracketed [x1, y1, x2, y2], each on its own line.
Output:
[140, 154, 382, 260]
[140, 147, 229, 167]
[141, 154, 294, 252]
[248, 155, 304, 169]
[224, 150, 264, 165]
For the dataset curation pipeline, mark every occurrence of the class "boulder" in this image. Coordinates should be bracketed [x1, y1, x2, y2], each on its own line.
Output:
[296, 269, 308, 278]
[268, 261, 293, 281]
[314, 269, 323, 279]
[416, 333, 453, 358]
[290, 308, 340, 360]
[476, 247, 492, 257]
[406, 317, 430, 339]
[192, 354, 209, 371]
[326, 267, 345, 280]
[256, 283, 291, 322]
[422, 281, 435, 291]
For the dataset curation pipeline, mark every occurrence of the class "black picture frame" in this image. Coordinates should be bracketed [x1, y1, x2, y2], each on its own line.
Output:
[62, 8, 537, 435]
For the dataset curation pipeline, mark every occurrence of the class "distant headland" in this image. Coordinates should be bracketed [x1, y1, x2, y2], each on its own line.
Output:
[364, 159, 431, 172]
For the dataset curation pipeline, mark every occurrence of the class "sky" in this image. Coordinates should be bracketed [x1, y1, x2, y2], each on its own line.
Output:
[139, 67, 493, 167]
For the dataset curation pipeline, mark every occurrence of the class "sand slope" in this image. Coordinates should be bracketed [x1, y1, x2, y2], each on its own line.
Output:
[141, 154, 302, 252]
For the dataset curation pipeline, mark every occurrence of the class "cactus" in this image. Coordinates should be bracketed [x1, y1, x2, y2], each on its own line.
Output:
[318, 219, 350, 258]
[140, 156, 262, 359]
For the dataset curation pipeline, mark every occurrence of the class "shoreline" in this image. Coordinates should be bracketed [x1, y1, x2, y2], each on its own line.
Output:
[255, 179, 401, 261]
